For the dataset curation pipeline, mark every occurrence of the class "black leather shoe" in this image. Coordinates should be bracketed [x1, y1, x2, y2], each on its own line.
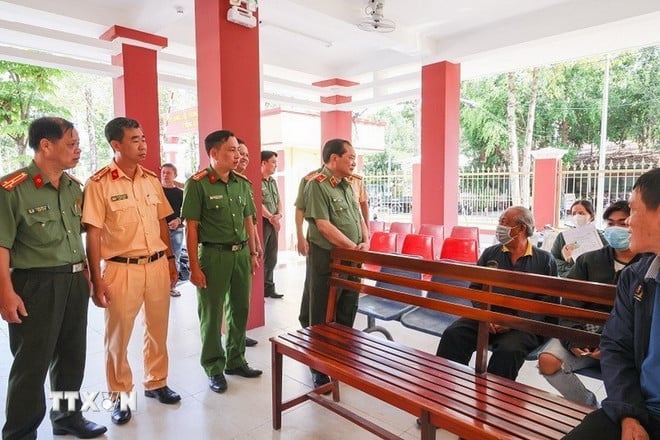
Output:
[53, 417, 107, 438]
[111, 398, 131, 425]
[311, 372, 331, 388]
[144, 385, 181, 404]
[209, 374, 228, 393]
[225, 364, 263, 378]
[245, 336, 258, 347]
[265, 292, 284, 299]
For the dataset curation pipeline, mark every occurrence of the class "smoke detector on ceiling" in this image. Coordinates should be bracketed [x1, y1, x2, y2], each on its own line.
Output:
[357, 0, 396, 33]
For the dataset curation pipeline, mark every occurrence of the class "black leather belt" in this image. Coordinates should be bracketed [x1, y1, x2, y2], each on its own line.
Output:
[18, 262, 85, 273]
[108, 250, 165, 265]
[202, 241, 248, 252]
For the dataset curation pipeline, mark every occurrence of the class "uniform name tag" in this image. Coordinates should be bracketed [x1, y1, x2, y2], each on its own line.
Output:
[209, 195, 223, 200]
[111, 194, 128, 202]
[27, 205, 49, 214]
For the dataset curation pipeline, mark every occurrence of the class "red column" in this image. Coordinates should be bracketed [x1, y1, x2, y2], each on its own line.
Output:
[531, 148, 566, 229]
[420, 61, 461, 230]
[194, 1, 263, 328]
[313, 79, 358, 144]
[101, 26, 167, 173]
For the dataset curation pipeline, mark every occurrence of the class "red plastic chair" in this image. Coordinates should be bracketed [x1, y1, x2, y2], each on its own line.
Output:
[450, 226, 480, 251]
[401, 234, 434, 261]
[369, 220, 385, 233]
[440, 237, 479, 264]
[389, 222, 413, 252]
[418, 224, 444, 259]
[364, 232, 397, 272]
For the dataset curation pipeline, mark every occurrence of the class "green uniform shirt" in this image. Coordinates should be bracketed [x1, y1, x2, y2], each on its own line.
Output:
[304, 166, 363, 250]
[0, 161, 85, 268]
[261, 176, 280, 215]
[181, 167, 256, 244]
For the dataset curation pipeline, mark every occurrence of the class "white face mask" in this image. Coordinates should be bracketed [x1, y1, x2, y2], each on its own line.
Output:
[573, 214, 589, 227]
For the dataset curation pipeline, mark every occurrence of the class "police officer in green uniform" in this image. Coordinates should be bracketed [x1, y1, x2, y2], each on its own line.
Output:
[303, 138, 369, 387]
[181, 130, 262, 395]
[260, 150, 283, 298]
[0, 117, 106, 439]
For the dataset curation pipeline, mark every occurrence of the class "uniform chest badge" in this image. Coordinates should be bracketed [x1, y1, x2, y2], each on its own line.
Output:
[27, 205, 50, 214]
[209, 195, 223, 200]
[111, 194, 129, 202]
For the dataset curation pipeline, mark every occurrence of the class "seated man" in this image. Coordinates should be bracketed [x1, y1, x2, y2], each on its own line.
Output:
[436, 206, 558, 380]
[565, 168, 660, 440]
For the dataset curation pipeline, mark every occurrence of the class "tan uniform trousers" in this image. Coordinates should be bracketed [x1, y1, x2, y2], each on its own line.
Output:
[103, 256, 170, 392]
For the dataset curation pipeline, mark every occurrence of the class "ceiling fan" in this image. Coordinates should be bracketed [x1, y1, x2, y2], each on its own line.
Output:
[357, 0, 396, 33]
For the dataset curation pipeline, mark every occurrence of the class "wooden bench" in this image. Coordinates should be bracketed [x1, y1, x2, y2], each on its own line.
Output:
[270, 249, 616, 439]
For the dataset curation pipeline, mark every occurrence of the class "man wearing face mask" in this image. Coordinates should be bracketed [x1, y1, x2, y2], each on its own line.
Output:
[436, 206, 558, 380]
[538, 200, 649, 407]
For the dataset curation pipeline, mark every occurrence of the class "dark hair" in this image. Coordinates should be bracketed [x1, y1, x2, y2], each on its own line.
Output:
[633, 168, 660, 210]
[236, 138, 245, 145]
[261, 150, 277, 162]
[570, 199, 595, 220]
[105, 117, 140, 144]
[602, 200, 630, 220]
[161, 162, 177, 175]
[28, 117, 75, 151]
[204, 130, 234, 156]
[321, 138, 351, 164]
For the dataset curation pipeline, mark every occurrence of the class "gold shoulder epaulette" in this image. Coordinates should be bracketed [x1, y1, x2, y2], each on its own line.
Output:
[65, 172, 82, 186]
[90, 166, 111, 182]
[351, 173, 363, 180]
[233, 171, 252, 185]
[1, 171, 28, 191]
[141, 166, 157, 178]
[314, 174, 327, 183]
[191, 169, 209, 181]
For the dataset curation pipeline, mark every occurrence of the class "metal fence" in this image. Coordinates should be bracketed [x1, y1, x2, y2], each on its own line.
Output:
[362, 159, 659, 227]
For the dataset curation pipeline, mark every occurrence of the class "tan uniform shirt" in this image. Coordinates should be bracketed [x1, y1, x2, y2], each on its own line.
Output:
[82, 161, 173, 259]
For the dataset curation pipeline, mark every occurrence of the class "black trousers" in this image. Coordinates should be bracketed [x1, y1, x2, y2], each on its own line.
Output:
[436, 317, 542, 380]
[306, 243, 358, 327]
[2, 270, 89, 440]
[563, 408, 660, 440]
[262, 221, 278, 296]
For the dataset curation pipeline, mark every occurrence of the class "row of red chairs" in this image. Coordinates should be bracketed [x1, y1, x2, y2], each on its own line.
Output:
[366, 232, 479, 265]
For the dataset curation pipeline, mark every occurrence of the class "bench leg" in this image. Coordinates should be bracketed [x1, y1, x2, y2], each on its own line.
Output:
[331, 379, 340, 402]
[419, 410, 436, 440]
[271, 343, 283, 430]
[361, 317, 394, 340]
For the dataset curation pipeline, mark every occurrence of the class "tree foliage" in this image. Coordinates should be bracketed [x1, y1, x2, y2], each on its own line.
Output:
[0, 61, 69, 170]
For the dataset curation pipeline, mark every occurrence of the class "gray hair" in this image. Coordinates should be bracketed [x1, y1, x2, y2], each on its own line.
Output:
[510, 206, 535, 237]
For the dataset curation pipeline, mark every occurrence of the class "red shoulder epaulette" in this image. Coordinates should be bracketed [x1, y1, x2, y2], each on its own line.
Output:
[141, 166, 157, 178]
[233, 171, 252, 185]
[191, 169, 209, 181]
[65, 172, 82, 186]
[1, 171, 28, 191]
[351, 173, 363, 180]
[314, 174, 327, 183]
[90, 166, 111, 182]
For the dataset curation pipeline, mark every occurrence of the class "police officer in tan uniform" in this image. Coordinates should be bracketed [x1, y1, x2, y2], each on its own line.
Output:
[82, 117, 180, 426]
[302, 138, 369, 387]
[0, 117, 106, 439]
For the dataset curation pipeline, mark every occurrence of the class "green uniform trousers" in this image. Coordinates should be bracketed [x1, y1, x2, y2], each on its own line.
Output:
[262, 220, 278, 296]
[297, 252, 312, 327]
[3, 269, 89, 440]
[307, 242, 359, 327]
[197, 245, 251, 376]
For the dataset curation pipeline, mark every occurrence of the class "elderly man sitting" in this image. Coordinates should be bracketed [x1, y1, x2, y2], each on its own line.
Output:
[436, 206, 558, 380]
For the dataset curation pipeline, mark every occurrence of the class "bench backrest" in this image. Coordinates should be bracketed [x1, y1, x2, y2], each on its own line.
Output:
[327, 248, 616, 374]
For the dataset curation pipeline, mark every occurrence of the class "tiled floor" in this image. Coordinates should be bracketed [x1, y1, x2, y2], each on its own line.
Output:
[0, 253, 605, 439]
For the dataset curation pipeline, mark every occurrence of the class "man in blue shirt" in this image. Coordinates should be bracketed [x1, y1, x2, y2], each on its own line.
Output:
[565, 168, 660, 440]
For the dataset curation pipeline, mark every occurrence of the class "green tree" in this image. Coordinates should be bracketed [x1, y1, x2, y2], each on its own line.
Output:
[0, 61, 68, 170]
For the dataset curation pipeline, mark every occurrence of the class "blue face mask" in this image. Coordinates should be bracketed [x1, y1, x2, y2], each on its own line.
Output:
[603, 226, 631, 250]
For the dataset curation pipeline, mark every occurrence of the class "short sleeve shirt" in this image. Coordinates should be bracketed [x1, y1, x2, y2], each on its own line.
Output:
[181, 168, 256, 244]
[304, 166, 363, 250]
[348, 174, 368, 204]
[0, 161, 85, 268]
[82, 161, 173, 259]
[261, 176, 280, 214]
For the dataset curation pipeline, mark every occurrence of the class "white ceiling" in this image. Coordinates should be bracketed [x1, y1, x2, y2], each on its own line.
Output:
[0, 0, 658, 111]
